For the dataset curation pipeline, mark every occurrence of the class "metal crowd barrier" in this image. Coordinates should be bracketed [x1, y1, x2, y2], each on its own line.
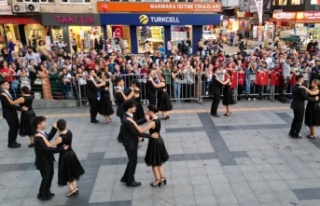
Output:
[198, 70, 310, 102]
[4, 70, 311, 108]
[4, 74, 77, 101]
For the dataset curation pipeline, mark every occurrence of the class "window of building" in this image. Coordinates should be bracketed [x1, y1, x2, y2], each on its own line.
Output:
[291, 0, 303, 4]
[278, 0, 287, 5]
[17, 0, 54, 2]
[61, 0, 90, 3]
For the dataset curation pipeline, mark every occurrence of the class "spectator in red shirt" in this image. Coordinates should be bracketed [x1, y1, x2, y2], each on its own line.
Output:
[0, 60, 16, 84]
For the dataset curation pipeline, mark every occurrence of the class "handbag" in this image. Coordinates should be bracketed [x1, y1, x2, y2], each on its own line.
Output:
[34, 78, 42, 85]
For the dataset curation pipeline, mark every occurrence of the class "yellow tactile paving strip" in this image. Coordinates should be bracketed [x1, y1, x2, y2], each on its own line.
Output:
[0, 106, 289, 120]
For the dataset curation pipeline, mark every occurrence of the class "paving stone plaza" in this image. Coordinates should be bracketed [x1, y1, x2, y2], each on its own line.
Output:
[1, 100, 320, 206]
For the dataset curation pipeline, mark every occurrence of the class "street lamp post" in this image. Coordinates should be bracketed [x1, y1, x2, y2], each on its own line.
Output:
[255, 0, 263, 47]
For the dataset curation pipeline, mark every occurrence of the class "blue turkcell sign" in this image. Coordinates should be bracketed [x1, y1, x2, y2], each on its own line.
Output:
[100, 13, 221, 26]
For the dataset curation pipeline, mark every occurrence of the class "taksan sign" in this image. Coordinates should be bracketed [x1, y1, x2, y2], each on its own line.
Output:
[100, 14, 220, 26]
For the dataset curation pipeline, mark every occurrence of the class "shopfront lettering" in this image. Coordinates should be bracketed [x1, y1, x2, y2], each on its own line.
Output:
[150, 16, 180, 23]
[55, 16, 95, 25]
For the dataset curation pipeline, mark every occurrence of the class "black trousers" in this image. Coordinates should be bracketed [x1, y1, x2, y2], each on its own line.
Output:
[5, 115, 19, 145]
[122, 148, 138, 183]
[210, 92, 221, 115]
[290, 108, 304, 136]
[117, 116, 124, 141]
[39, 163, 54, 196]
[88, 98, 98, 122]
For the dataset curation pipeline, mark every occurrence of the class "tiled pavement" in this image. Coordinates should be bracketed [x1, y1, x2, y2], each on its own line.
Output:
[1, 100, 320, 206]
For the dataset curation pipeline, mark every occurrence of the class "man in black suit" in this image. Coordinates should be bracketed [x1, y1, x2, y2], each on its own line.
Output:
[120, 100, 158, 187]
[87, 69, 101, 123]
[0, 78, 26, 148]
[32, 116, 66, 201]
[289, 75, 318, 139]
[210, 68, 226, 117]
[114, 76, 134, 143]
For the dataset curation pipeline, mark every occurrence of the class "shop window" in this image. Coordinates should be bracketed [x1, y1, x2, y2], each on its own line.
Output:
[25, 24, 46, 51]
[61, 0, 90, 3]
[278, 0, 287, 5]
[107, 25, 131, 53]
[137, 26, 164, 53]
[171, 25, 192, 52]
[0, 25, 6, 50]
[69, 26, 103, 53]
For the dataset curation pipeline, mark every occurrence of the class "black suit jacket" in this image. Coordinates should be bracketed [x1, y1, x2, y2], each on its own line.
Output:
[290, 84, 316, 110]
[34, 127, 60, 170]
[0, 91, 21, 119]
[87, 80, 103, 100]
[122, 113, 151, 150]
[211, 75, 223, 94]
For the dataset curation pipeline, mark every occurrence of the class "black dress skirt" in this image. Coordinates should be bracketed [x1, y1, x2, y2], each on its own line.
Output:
[157, 83, 173, 112]
[19, 96, 36, 136]
[57, 130, 85, 186]
[222, 85, 234, 106]
[145, 119, 169, 166]
[98, 84, 114, 116]
[305, 93, 320, 127]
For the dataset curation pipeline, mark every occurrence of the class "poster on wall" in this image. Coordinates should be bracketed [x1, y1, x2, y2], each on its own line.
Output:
[46, 36, 51, 51]
[253, 26, 258, 38]
[264, 23, 274, 40]
[112, 26, 123, 39]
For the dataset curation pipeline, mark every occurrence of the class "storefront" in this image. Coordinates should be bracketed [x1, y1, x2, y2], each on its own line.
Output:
[0, 6, 42, 51]
[100, 13, 220, 54]
[270, 11, 320, 45]
[42, 13, 102, 53]
[97, 2, 221, 54]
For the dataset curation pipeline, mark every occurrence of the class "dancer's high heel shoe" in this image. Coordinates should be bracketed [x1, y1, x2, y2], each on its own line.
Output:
[150, 179, 162, 187]
[160, 177, 167, 185]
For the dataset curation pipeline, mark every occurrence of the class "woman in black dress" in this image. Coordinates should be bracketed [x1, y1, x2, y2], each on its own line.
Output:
[149, 73, 173, 120]
[89, 71, 114, 123]
[301, 79, 320, 139]
[97, 71, 114, 123]
[130, 79, 145, 121]
[39, 119, 85, 197]
[222, 70, 233, 116]
[4, 86, 35, 147]
[127, 104, 169, 187]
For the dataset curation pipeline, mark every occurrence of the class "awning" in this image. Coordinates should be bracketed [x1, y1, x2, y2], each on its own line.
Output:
[0, 16, 40, 24]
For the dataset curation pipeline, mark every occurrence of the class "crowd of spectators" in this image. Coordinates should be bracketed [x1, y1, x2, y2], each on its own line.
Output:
[0, 37, 320, 104]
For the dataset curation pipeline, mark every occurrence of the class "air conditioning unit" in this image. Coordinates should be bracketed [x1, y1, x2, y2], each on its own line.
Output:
[27, 3, 41, 12]
[12, 3, 27, 13]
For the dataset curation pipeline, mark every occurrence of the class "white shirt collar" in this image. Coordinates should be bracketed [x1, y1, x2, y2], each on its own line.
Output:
[126, 112, 133, 118]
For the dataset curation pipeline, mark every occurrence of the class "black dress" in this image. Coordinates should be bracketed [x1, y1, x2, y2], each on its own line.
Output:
[145, 119, 169, 166]
[19, 96, 36, 136]
[222, 84, 234, 106]
[127, 88, 144, 121]
[98, 82, 114, 116]
[305, 91, 320, 126]
[157, 81, 173, 112]
[57, 130, 85, 186]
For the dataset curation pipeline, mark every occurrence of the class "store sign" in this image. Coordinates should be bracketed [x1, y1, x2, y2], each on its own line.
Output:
[97, 2, 222, 13]
[42, 13, 100, 26]
[100, 14, 220, 26]
[297, 12, 320, 21]
[272, 12, 296, 20]
[0, 6, 13, 15]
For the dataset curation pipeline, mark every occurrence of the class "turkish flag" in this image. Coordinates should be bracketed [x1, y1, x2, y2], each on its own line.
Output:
[290, 73, 296, 85]
[238, 72, 245, 85]
[256, 71, 268, 85]
[230, 71, 238, 89]
[270, 70, 282, 86]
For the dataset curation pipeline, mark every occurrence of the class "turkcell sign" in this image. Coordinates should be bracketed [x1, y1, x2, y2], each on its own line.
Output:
[149, 16, 180, 23]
